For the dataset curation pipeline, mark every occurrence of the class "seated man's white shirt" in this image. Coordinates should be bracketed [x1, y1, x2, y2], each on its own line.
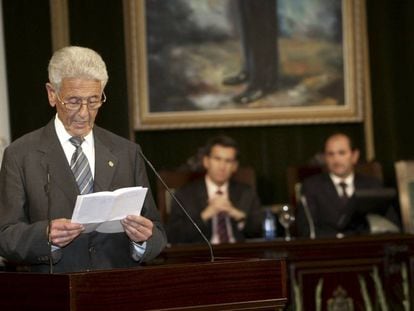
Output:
[205, 176, 236, 244]
[330, 173, 355, 198]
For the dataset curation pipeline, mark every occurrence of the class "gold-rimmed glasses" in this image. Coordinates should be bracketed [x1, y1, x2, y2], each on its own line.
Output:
[55, 92, 106, 111]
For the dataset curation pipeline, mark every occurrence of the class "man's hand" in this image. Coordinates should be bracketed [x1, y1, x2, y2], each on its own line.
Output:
[121, 215, 153, 243]
[201, 196, 246, 222]
[49, 218, 84, 247]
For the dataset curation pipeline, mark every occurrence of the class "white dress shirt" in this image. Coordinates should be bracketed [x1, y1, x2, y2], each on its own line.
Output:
[205, 176, 236, 244]
[54, 116, 95, 177]
[330, 173, 355, 198]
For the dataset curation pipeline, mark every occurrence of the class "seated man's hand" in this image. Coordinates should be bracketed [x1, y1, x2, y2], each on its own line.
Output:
[201, 197, 246, 222]
[49, 218, 84, 248]
[121, 215, 153, 243]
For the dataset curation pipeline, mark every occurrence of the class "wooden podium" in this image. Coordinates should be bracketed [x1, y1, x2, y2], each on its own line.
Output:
[0, 258, 286, 310]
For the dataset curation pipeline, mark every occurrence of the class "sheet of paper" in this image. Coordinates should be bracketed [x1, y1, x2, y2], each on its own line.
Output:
[71, 186, 148, 233]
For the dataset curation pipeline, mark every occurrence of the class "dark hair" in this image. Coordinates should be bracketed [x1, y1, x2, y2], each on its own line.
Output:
[204, 135, 239, 160]
[324, 132, 356, 152]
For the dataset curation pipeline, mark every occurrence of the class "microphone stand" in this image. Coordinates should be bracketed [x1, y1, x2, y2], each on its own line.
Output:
[45, 168, 54, 273]
[300, 196, 316, 240]
[138, 149, 215, 262]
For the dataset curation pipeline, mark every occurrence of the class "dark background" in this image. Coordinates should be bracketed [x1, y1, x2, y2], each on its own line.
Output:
[3, 0, 414, 205]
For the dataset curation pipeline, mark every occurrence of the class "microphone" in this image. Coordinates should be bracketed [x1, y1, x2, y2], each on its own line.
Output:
[44, 166, 53, 273]
[300, 195, 316, 239]
[138, 149, 215, 262]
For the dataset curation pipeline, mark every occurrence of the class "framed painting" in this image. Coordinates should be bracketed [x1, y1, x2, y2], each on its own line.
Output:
[124, 0, 370, 130]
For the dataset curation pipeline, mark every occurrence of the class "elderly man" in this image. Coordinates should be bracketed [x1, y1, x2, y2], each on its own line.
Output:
[0, 46, 166, 273]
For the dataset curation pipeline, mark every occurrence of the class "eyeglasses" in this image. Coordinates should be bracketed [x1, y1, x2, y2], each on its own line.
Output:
[55, 92, 106, 111]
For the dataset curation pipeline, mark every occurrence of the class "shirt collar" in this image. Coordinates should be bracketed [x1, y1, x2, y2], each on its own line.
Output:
[205, 175, 229, 194]
[54, 114, 94, 145]
[330, 172, 354, 186]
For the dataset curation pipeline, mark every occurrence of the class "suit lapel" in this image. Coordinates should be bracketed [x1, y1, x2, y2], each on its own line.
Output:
[323, 174, 341, 203]
[38, 120, 79, 202]
[93, 128, 118, 192]
[199, 180, 212, 236]
[38, 121, 118, 199]
[228, 181, 240, 207]
[199, 180, 209, 209]
[321, 174, 344, 222]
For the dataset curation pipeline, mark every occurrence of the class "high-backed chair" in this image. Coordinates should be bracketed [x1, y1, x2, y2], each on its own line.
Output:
[395, 161, 414, 233]
[156, 167, 256, 223]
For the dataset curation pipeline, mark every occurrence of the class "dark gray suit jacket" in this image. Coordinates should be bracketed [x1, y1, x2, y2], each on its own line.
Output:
[296, 173, 383, 238]
[0, 119, 166, 273]
[167, 179, 263, 244]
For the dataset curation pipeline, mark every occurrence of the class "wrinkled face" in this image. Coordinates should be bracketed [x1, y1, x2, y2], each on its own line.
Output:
[203, 145, 238, 186]
[46, 78, 103, 137]
[324, 135, 359, 178]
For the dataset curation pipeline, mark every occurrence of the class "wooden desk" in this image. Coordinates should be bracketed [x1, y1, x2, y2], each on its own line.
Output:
[0, 258, 286, 311]
[158, 234, 414, 310]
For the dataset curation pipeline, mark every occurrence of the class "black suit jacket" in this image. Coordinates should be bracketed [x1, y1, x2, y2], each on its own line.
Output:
[0, 119, 167, 273]
[167, 179, 263, 244]
[297, 173, 383, 238]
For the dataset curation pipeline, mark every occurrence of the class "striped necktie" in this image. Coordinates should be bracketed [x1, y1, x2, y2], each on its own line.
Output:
[69, 136, 94, 194]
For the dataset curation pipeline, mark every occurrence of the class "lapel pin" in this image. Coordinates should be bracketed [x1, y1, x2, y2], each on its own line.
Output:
[108, 161, 114, 167]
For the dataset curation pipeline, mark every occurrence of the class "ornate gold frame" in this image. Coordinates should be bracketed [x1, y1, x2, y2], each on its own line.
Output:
[50, 0, 374, 158]
[123, 0, 371, 131]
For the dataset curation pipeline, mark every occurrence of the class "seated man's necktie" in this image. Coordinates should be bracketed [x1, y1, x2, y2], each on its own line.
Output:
[69, 136, 94, 194]
[216, 189, 229, 243]
[338, 181, 348, 206]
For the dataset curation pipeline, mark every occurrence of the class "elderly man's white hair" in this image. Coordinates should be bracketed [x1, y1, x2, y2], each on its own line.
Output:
[48, 46, 108, 90]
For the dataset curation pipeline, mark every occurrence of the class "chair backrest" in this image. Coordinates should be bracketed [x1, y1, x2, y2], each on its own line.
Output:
[395, 161, 414, 233]
[287, 161, 384, 207]
[156, 167, 256, 223]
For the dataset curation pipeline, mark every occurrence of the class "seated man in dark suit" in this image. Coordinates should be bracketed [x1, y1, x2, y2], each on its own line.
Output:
[167, 135, 262, 244]
[297, 133, 398, 238]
